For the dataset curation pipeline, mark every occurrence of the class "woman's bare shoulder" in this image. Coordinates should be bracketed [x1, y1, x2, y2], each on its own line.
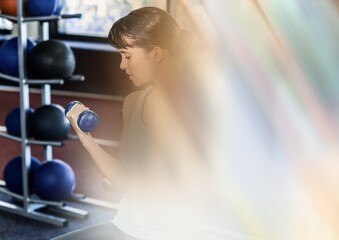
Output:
[122, 91, 142, 123]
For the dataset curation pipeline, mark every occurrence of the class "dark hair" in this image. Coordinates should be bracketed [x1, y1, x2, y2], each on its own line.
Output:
[108, 7, 191, 55]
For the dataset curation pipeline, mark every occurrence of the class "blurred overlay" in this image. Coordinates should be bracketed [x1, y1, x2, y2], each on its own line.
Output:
[170, 0, 339, 239]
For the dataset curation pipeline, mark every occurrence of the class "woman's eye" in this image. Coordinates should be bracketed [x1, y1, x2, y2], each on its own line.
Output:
[125, 56, 131, 60]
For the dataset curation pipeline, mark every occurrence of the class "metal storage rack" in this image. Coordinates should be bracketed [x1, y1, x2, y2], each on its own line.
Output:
[0, 0, 96, 227]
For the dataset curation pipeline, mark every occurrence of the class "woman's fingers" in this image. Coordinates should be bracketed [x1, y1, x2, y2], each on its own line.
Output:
[66, 104, 88, 120]
[66, 103, 91, 134]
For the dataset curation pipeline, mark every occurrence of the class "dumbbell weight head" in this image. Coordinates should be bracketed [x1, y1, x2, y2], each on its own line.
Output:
[65, 101, 99, 133]
[78, 110, 99, 132]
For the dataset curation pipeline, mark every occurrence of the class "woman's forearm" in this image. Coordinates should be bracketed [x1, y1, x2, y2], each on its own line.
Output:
[78, 133, 127, 192]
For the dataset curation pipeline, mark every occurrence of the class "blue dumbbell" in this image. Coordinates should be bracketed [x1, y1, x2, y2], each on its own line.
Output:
[65, 101, 99, 132]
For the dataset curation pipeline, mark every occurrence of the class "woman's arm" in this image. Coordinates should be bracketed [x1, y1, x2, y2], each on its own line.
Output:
[66, 92, 140, 193]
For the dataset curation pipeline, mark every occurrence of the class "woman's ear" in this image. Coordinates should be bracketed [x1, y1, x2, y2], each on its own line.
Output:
[152, 47, 166, 63]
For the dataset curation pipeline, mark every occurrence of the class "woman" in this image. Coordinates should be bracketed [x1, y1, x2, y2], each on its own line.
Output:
[53, 7, 207, 240]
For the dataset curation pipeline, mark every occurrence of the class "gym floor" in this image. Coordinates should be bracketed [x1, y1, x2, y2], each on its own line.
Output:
[0, 89, 124, 240]
[0, 192, 118, 240]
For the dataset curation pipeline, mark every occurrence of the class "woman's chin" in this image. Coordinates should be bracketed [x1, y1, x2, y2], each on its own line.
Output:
[129, 77, 151, 87]
[129, 76, 137, 84]
[131, 79, 143, 87]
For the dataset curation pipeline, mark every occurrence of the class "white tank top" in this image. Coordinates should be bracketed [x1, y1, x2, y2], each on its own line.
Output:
[111, 86, 204, 240]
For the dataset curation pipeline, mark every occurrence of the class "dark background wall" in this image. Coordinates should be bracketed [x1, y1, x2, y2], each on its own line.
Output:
[53, 47, 135, 96]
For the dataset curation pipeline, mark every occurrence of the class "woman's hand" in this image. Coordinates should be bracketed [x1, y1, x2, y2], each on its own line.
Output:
[65, 103, 91, 138]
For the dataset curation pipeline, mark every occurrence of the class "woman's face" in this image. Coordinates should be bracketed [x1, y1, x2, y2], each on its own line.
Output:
[118, 44, 167, 87]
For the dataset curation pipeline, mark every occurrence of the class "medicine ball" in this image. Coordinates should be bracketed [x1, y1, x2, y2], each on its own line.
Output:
[33, 159, 75, 201]
[5, 107, 34, 137]
[0, 37, 36, 77]
[27, 0, 56, 16]
[28, 40, 75, 79]
[54, 0, 62, 15]
[3, 156, 41, 194]
[0, 0, 28, 16]
[30, 104, 70, 141]
[0, 0, 17, 16]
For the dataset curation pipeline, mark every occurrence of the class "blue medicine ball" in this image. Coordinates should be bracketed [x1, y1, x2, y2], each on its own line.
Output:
[33, 159, 75, 201]
[27, 0, 57, 16]
[3, 156, 41, 194]
[54, 0, 63, 15]
[0, 37, 36, 77]
[5, 107, 34, 137]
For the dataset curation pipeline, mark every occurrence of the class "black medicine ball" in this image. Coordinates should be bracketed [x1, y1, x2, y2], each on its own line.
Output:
[30, 104, 70, 141]
[28, 40, 76, 79]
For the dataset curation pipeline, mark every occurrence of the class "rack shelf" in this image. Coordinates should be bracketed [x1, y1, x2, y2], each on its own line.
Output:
[66, 74, 85, 82]
[0, 185, 65, 207]
[0, 182, 88, 224]
[0, 128, 119, 148]
[0, 13, 82, 23]
[0, 201, 68, 227]
[0, 128, 64, 147]
[0, 131, 21, 142]
[26, 79, 64, 85]
[0, 72, 20, 83]
[28, 139, 64, 147]
[0, 73, 85, 85]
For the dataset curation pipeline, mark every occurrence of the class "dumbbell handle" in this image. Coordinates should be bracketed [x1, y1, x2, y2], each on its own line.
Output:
[65, 101, 99, 133]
